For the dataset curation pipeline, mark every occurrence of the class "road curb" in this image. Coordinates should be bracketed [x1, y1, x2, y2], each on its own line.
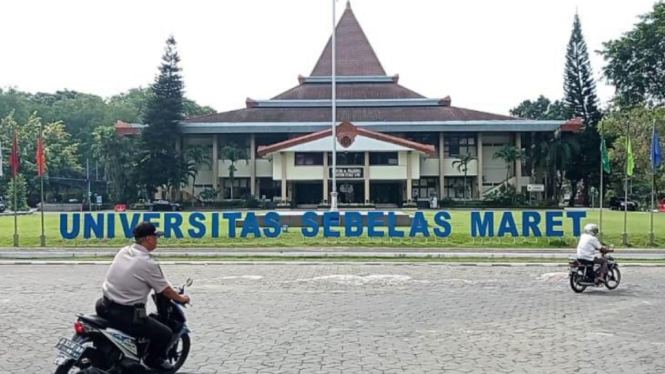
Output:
[0, 260, 662, 267]
[2, 251, 664, 260]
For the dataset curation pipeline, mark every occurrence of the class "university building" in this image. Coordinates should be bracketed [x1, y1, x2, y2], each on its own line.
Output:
[117, 2, 581, 208]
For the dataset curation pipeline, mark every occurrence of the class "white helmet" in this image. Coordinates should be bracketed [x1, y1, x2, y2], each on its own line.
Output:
[583, 223, 599, 236]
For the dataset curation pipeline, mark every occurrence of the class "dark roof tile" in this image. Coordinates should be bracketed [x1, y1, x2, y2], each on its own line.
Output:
[184, 106, 517, 123]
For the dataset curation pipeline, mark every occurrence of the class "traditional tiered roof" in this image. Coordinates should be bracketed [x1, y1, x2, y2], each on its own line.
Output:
[173, 1, 582, 134]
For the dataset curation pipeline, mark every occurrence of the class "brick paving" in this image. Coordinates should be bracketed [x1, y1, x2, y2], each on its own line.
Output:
[2, 264, 664, 373]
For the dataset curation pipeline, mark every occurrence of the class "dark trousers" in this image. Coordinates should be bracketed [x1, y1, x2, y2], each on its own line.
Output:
[95, 298, 172, 362]
[593, 257, 608, 278]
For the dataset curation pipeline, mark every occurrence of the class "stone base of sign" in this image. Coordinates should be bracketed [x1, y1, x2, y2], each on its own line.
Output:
[235, 211, 413, 228]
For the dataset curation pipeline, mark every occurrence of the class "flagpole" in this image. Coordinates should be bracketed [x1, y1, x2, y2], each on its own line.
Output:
[623, 121, 629, 245]
[651, 119, 656, 246]
[39, 123, 46, 247]
[329, 0, 338, 212]
[12, 130, 18, 247]
[599, 123, 604, 241]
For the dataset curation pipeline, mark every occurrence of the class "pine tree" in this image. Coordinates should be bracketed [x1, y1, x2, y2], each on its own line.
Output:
[137, 36, 186, 198]
[563, 13, 603, 206]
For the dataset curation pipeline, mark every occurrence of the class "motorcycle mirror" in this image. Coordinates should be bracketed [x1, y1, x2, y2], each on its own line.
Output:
[186, 278, 193, 287]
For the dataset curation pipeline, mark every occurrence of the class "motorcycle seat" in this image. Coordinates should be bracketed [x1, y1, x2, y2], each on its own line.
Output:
[577, 258, 595, 266]
[79, 314, 109, 329]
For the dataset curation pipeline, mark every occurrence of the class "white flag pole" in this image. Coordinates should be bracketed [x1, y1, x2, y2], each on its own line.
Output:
[330, 0, 338, 212]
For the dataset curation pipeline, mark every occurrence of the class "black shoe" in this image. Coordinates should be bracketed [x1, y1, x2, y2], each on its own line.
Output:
[145, 357, 174, 372]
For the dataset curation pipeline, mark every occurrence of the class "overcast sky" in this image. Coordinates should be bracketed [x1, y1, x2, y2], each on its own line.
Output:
[0, 0, 658, 117]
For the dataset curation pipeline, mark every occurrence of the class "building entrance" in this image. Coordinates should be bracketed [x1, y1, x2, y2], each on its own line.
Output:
[293, 182, 323, 205]
[370, 181, 402, 205]
[331, 181, 365, 204]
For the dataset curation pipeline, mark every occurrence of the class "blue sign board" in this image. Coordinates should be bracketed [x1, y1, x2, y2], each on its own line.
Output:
[59, 210, 587, 240]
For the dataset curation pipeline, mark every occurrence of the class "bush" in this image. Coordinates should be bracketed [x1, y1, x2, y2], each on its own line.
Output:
[243, 196, 260, 209]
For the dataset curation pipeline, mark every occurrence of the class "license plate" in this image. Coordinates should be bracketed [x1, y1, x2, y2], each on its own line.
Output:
[55, 337, 86, 361]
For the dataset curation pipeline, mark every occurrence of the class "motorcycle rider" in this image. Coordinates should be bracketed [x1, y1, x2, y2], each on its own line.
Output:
[95, 222, 190, 371]
[576, 223, 613, 283]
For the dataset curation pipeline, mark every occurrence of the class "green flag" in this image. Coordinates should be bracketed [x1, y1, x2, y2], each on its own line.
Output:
[601, 136, 611, 173]
[627, 135, 635, 176]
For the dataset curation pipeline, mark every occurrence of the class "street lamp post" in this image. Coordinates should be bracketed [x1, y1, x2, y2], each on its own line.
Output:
[330, 0, 338, 212]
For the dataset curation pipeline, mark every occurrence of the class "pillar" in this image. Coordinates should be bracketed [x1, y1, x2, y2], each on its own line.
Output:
[477, 133, 484, 199]
[364, 151, 370, 203]
[515, 132, 522, 192]
[212, 134, 219, 199]
[175, 138, 182, 201]
[438, 132, 445, 199]
[250, 134, 256, 197]
[406, 151, 413, 202]
[281, 152, 287, 202]
[323, 151, 329, 202]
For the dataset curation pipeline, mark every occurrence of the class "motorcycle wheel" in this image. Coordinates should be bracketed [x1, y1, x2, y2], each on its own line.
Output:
[605, 267, 621, 290]
[54, 360, 75, 374]
[167, 334, 191, 372]
[569, 273, 586, 293]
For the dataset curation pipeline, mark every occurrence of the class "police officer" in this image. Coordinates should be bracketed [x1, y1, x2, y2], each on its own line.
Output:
[95, 222, 190, 371]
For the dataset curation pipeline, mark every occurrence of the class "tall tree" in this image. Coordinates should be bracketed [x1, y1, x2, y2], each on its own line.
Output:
[600, 107, 665, 203]
[91, 125, 140, 204]
[510, 97, 579, 202]
[563, 12, 603, 206]
[137, 36, 186, 198]
[510, 96, 570, 120]
[0, 111, 81, 205]
[600, 2, 665, 108]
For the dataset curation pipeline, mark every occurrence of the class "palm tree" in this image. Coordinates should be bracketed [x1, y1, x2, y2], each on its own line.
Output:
[220, 142, 247, 200]
[531, 130, 579, 202]
[493, 144, 528, 183]
[451, 153, 476, 199]
[183, 145, 212, 200]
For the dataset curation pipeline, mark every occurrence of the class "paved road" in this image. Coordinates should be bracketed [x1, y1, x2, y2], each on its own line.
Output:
[2, 264, 664, 374]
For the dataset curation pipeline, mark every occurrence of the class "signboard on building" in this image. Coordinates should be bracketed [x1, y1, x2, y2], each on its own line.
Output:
[527, 184, 545, 192]
[329, 167, 363, 179]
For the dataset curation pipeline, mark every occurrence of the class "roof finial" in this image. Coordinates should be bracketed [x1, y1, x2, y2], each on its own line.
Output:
[346, 1, 351, 10]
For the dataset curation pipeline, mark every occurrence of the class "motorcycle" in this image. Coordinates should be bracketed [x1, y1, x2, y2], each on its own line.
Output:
[52, 278, 193, 374]
[568, 248, 621, 293]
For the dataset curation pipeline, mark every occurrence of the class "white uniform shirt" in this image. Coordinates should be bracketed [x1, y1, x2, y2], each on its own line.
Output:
[576, 233, 601, 261]
[102, 244, 170, 305]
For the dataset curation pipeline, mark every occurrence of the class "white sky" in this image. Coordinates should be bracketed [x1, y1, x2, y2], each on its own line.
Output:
[0, 0, 657, 117]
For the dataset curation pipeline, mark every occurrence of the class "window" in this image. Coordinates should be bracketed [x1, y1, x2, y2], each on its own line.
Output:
[369, 152, 399, 165]
[404, 133, 439, 152]
[219, 134, 251, 160]
[412, 178, 438, 199]
[295, 152, 323, 166]
[444, 177, 472, 199]
[222, 178, 251, 199]
[255, 134, 290, 157]
[328, 152, 364, 166]
[445, 133, 477, 157]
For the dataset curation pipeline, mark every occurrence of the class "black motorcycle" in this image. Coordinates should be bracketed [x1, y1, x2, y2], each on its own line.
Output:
[568, 250, 621, 293]
[52, 278, 193, 373]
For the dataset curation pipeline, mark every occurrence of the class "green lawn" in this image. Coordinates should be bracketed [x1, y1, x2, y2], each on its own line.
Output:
[1, 209, 663, 248]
